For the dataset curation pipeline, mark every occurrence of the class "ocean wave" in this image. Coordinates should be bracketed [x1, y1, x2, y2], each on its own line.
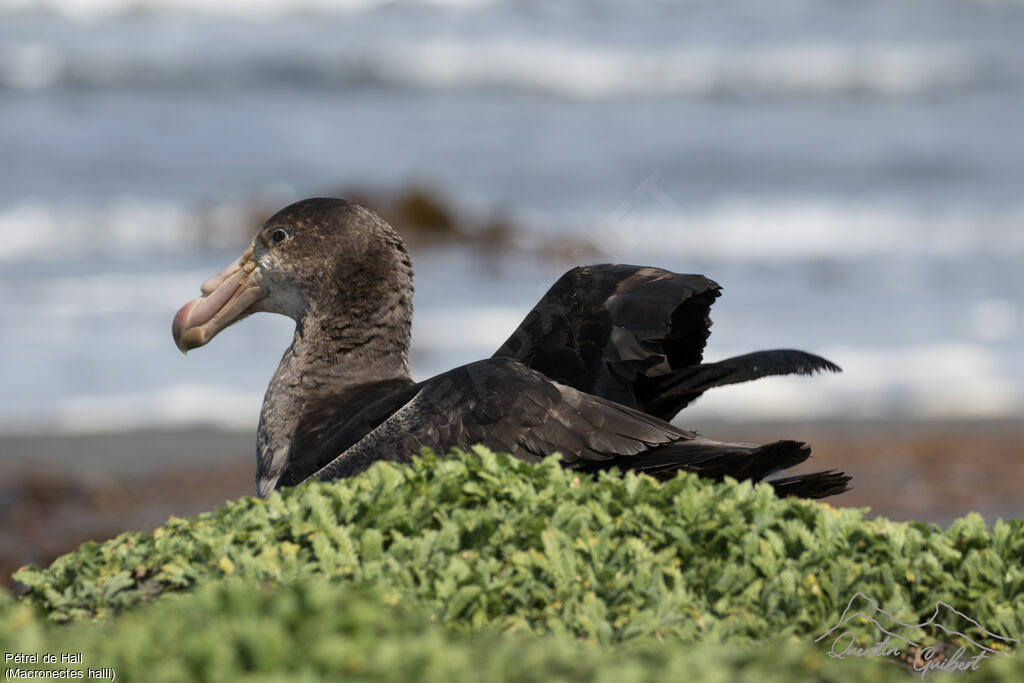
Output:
[683, 343, 1022, 421]
[583, 199, 1024, 263]
[1, 342, 1018, 436]
[0, 34, 1015, 98]
[0, 199, 256, 262]
[0, 384, 263, 435]
[359, 42, 1003, 99]
[0, 0, 497, 19]
[5, 0, 1020, 20]
[5, 197, 1023, 265]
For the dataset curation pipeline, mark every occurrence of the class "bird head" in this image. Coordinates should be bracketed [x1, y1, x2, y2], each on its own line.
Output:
[172, 197, 410, 353]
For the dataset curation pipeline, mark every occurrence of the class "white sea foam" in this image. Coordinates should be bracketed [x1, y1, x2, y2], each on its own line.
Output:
[414, 306, 522, 351]
[586, 199, 1024, 263]
[0, 0, 496, 19]
[2, 341, 1018, 436]
[5, 198, 1022, 265]
[0, 30, 1011, 98]
[375, 41, 994, 99]
[680, 343, 1023, 422]
[0, 384, 263, 435]
[3, 0, 1015, 21]
[0, 199, 251, 262]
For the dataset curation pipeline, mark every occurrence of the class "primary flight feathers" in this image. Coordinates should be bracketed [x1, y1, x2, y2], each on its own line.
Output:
[494, 264, 840, 421]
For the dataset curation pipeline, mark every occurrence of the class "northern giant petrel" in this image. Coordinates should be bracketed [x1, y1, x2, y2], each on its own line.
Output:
[172, 198, 849, 499]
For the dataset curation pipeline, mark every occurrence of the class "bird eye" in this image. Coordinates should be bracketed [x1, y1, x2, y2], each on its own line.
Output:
[271, 228, 289, 245]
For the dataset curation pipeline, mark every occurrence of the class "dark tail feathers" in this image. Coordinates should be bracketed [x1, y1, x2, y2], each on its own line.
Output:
[618, 438, 850, 501]
[768, 471, 853, 500]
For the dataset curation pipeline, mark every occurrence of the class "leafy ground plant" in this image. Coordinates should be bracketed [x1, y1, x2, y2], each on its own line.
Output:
[7, 448, 1023, 679]
[7, 575, 1024, 683]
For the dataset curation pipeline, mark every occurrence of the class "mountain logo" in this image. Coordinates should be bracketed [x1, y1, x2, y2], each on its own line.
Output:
[814, 592, 1019, 677]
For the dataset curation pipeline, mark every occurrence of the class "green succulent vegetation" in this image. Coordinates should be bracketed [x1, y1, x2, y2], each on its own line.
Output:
[4, 448, 1023, 681]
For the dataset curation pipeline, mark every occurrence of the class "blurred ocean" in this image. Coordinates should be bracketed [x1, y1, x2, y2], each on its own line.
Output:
[1, 0, 1022, 434]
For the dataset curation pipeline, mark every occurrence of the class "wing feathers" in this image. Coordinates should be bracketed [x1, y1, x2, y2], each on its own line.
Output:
[641, 349, 842, 420]
[302, 358, 848, 500]
[496, 264, 838, 423]
[684, 349, 842, 389]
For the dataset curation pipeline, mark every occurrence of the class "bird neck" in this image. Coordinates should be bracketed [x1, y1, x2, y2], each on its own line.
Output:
[255, 281, 414, 497]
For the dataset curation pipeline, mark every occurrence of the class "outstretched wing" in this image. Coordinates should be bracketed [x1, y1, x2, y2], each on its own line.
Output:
[493, 264, 720, 410]
[495, 263, 841, 422]
[304, 358, 849, 499]
[637, 349, 842, 421]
